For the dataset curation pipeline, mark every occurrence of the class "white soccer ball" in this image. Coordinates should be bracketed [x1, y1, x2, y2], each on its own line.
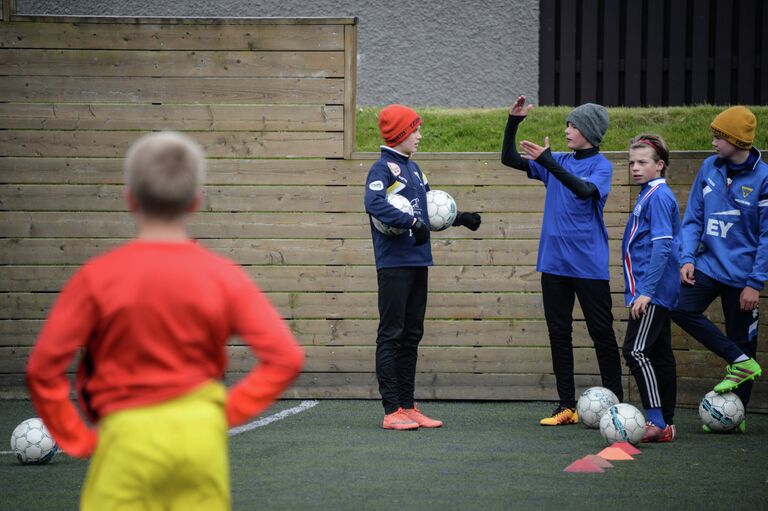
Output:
[426, 189, 458, 231]
[577, 386, 620, 429]
[372, 194, 414, 236]
[10, 417, 58, 464]
[699, 391, 745, 433]
[599, 403, 645, 445]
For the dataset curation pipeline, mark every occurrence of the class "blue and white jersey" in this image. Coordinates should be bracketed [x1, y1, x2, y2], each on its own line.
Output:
[528, 152, 613, 280]
[680, 148, 768, 290]
[364, 146, 433, 270]
[622, 178, 681, 309]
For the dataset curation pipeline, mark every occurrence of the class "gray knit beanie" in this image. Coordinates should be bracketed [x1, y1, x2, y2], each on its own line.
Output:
[566, 103, 609, 147]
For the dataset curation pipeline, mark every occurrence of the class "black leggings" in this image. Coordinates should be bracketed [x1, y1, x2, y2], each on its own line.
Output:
[541, 273, 624, 408]
[375, 267, 429, 414]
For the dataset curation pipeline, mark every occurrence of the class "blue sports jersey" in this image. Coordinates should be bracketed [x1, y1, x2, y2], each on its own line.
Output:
[528, 152, 613, 280]
[680, 148, 768, 291]
[622, 178, 681, 309]
[364, 146, 433, 269]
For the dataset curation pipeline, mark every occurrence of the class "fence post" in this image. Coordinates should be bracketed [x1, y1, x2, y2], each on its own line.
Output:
[343, 20, 358, 160]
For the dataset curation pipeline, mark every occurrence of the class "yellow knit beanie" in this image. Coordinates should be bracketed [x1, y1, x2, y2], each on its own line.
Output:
[710, 106, 756, 150]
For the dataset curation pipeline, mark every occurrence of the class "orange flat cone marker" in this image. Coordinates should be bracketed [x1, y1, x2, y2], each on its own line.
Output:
[597, 446, 634, 460]
[564, 458, 605, 473]
[583, 454, 614, 468]
[612, 442, 641, 455]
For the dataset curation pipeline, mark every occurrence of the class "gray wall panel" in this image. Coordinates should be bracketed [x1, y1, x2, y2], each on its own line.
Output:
[18, 0, 539, 107]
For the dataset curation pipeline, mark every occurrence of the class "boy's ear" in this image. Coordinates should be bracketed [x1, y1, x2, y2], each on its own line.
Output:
[124, 188, 139, 212]
[187, 190, 204, 213]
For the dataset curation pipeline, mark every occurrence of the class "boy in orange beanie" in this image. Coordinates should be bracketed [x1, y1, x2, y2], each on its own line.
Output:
[364, 104, 481, 430]
[672, 106, 765, 431]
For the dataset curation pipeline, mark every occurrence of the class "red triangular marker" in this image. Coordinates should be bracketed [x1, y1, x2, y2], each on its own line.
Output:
[583, 454, 613, 468]
[564, 458, 604, 473]
[612, 442, 641, 454]
[597, 446, 634, 460]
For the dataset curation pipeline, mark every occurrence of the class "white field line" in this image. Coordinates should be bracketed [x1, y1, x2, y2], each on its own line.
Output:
[228, 400, 319, 436]
[1, 400, 320, 454]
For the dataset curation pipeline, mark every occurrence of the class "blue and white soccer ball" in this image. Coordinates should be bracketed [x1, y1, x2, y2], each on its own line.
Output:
[599, 403, 645, 445]
[426, 190, 458, 231]
[372, 193, 414, 236]
[699, 391, 745, 433]
[577, 386, 620, 429]
[10, 418, 58, 464]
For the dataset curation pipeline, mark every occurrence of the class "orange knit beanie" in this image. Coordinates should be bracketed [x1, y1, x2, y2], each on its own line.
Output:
[711, 106, 756, 149]
[378, 104, 422, 147]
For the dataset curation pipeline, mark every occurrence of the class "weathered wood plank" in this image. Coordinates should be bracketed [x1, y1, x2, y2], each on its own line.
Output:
[0, 155, 713, 186]
[2, 344, 760, 378]
[0, 103, 344, 131]
[0, 264, 626, 293]
[0, 131, 344, 158]
[9, 291, 766, 325]
[0, 76, 344, 104]
[0, 49, 344, 77]
[0, 238, 617, 266]
[0, 211, 629, 240]
[0, 183, 629, 212]
[0, 22, 346, 51]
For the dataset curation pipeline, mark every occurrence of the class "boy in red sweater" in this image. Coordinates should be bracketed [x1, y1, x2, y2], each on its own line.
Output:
[26, 132, 304, 510]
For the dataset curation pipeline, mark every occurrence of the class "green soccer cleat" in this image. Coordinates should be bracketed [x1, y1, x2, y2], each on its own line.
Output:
[713, 358, 762, 393]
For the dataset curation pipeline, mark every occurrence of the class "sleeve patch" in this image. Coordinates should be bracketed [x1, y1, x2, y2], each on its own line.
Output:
[368, 180, 384, 191]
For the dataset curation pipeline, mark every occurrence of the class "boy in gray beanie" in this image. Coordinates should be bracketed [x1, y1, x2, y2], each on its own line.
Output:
[501, 96, 623, 426]
[567, 103, 610, 148]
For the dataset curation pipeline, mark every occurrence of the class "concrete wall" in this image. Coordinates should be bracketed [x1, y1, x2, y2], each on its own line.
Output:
[18, 0, 540, 107]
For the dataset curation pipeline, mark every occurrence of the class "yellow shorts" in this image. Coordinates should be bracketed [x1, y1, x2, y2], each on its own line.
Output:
[81, 382, 230, 511]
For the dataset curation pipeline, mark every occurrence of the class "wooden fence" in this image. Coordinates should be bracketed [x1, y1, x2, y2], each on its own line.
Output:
[540, 0, 768, 106]
[0, 11, 765, 411]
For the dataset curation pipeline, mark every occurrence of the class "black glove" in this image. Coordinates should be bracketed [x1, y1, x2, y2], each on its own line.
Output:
[452, 212, 482, 231]
[412, 218, 431, 246]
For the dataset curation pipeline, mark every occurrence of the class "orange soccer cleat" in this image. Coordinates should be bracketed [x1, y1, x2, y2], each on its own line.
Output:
[382, 408, 419, 430]
[402, 405, 443, 428]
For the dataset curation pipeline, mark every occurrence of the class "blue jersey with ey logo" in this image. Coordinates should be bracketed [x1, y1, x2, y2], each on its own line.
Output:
[528, 152, 613, 280]
[681, 148, 768, 290]
[622, 179, 681, 309]
[363, 146, 433, 269]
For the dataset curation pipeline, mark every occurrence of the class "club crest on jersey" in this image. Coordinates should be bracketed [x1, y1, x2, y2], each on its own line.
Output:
[741, 186, 753, 198]
[633, 203, 643, 216]
[387, 162, 401, 176]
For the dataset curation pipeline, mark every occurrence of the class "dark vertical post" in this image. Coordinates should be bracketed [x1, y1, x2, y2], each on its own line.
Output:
[559, 0, 577, 105]
[667, 0, 687, 105]
[645, 0, 665, 105]
[713, 0, 733, 104]
[736, 0, 757, 104]
[540, 0, 558, 105]
[624, 0, 643, 105]
[602, 0, 621, 105]
[580, 0, 599, 103]
[690, 0, 710, 103]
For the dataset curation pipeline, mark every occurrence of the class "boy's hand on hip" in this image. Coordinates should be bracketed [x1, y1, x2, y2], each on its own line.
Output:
[680, 263, 696, 285]
[412, 219, 430, 246]
[520, 137, 550, 160]
[740, 286, 760, 312]
[452, 212, 482, 231]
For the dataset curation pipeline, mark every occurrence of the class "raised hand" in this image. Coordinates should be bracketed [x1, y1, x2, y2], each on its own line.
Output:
[510, 95, 535, 117]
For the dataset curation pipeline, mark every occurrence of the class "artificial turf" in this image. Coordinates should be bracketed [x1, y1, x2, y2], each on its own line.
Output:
[2, 399, 767, 510]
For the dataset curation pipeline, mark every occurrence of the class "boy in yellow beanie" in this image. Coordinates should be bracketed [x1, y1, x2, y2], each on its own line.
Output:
[671, 106, 765, 432]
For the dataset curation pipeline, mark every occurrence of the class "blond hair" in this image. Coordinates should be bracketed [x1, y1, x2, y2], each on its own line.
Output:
[124, 132, 205, 218]
[629, 133, 670, 177]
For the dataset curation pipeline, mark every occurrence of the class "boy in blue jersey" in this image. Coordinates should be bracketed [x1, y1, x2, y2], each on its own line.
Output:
[364, 104, 481, 430]
[501, 96, 624, 425]
[622, 134, 681, 443]
[671, 106, 764, 432]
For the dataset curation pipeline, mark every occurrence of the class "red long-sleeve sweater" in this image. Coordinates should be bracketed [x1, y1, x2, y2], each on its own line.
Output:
[27, 240, 304, 458]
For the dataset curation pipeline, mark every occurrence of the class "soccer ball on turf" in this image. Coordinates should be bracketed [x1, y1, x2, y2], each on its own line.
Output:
[577, 386, 620, 429]
[372, 194, 414, 236]
[10, 418, 58, 464]
[426, 190, 458, 231]
[699, 391, 745, 433]
[599, 403, 645, 445]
